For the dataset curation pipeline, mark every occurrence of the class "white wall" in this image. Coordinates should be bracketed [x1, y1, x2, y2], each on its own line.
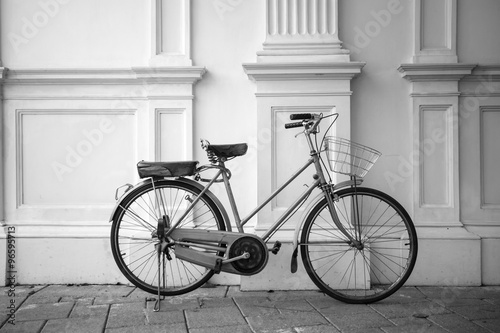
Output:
[191, 0, 265, 225]
[339, 0, 414, 212]
[2, 0, 149, 68]
[1, 0, 499, 286]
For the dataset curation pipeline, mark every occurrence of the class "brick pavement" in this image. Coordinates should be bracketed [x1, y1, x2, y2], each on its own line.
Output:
[1, 284, 499, 332]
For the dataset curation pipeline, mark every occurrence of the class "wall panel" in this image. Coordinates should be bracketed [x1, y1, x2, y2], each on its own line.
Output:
[155, 108, 189, 161]
[481, 107, 500, 208]
[419, 106, 451, 207]
[17, 110, 136, 206]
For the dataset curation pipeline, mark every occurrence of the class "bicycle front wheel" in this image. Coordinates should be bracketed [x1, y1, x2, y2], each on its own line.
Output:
[300, 187, 417, 303]
[110, 179, 226, 296]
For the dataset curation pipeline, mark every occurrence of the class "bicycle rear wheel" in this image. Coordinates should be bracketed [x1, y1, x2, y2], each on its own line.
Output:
[300, 187, 417, 303]
[110, 179, 226, 296]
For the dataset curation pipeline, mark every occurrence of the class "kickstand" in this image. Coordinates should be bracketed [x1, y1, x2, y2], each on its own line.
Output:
[153, 243, 166, 312]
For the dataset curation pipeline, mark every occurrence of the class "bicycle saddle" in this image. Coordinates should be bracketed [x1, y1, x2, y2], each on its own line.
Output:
[137, 160, 198, 178]
[207, 143, 248, 158]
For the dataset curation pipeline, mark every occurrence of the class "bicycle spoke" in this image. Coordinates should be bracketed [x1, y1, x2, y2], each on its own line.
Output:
[111, 180, 225, 296]
[301, 187, 417, 303]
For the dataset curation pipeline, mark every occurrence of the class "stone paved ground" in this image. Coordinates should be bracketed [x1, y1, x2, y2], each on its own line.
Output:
[1, 284, 499, 332]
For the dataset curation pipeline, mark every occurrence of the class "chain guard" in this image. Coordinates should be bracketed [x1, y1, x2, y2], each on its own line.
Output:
[228, 236, 268, 274]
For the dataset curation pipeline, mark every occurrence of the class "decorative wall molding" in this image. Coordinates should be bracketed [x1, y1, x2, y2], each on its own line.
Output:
[480, 106, 500, 209]
[150, 0, 192, 66]
[398, 63, 476, 82]
[259, 0, 349, 62]
[154, 108, 191, 161]
[462, 65, 500, 82]
[244, 62, 364, 81]
[413, 0, 457, 63]
[1, 67, 206, 85]
[15, 109, 137, 208]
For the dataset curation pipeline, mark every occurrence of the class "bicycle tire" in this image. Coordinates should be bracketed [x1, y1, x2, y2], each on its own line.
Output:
[110, 179, 226, 296]
[300, 187, 418, 303]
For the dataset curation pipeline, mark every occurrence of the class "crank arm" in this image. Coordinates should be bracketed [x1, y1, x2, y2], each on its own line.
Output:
[221, 252, 250, 264]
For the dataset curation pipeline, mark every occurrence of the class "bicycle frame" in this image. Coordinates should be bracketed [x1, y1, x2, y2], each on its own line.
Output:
[165, 156, 320, 242]
[164, 126, 359, 248]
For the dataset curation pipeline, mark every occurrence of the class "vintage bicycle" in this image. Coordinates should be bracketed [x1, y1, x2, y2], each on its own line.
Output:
[109, 112, 418, 310]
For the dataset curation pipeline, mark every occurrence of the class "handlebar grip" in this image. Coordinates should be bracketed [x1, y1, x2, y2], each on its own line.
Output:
[290, 113, 312, 120]
[285, 122, 303, 129]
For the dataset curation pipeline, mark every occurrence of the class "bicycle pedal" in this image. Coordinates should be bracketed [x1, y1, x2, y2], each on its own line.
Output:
[214, 258, 223, 274]
[269, 241, 282, 255]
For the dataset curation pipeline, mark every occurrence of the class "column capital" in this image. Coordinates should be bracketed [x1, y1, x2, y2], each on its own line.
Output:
[258, 0, 350, 63]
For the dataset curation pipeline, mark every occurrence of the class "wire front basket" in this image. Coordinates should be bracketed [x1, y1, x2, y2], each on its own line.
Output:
[324, 137, 381, 178]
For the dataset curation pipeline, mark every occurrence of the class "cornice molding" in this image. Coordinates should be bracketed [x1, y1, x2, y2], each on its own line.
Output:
[398, 63, 477, 82]
[463, 65, 500, 82]
[243, 62, 365, 81]
[1, 67, 207, 85]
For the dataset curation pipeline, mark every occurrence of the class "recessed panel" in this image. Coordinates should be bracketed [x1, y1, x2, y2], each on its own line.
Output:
[160, 0, 183, 54]
[481, 108, 500, 207]
[421, 0, 448, 50]
[157, 109, 186, 161]
[420, 107, 450, 207]
[19, 110, 136, 205]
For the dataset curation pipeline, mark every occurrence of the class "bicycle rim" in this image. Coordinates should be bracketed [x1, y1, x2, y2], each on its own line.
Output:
[301, 187, 418, 303]
[110, 179, 225, 296]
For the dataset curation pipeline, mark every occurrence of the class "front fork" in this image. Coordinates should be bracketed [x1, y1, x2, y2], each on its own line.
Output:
[322, 181, 364, 250]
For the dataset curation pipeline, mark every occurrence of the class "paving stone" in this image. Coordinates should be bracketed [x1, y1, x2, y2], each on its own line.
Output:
[233, 296, 280, 317]
[227, 286, 282, 298]
[105, 323, 187, 333]
[389, 315, 432, 327]
[418, 286, 500, 300]
[274, 298, 318, 312]
[322, 310, 393, 331]
[381, 323, 448, 333]
[60, 296, 94, 304]
[0, 320, 45, 333]
[308, 298, 374, 315]
[198, 297, 235, 308]
[36, 285, 133, 299]
[449, 303, 500, 320]
[246, 311, 329, 333]
[293, 325, 341, 333]
[22, 295, 61, 305]
[0, 285, 41, 313]
[369, 300, 450, 319]
[144, 309, 185, 326]
[190, 325, 253, 333]
[106, 302, 146, 328]
[186, 306, 246, 329]
[70, 304, 109, 318]
[432, 296, 489, 307]
[473, 318, 500, 333]
[15, 302, 74, 322]
[429, 313, 492, 333]
[155, 286, 227, 300]
[485, 298, 500, 306]
[42, 316, 107, 333]
[145, 298, 200, 312]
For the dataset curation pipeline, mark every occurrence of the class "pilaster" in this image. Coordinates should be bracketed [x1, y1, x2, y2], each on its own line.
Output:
[398, 0, 481, 285]
[150, 0, 192, 67]
[258, 0, 349, 63]
[241, 0, 363, 290]
[413, 0, 457, 64]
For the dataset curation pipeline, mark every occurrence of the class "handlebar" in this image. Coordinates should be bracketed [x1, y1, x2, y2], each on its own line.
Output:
[290, 113, 313, 120]
[285, 113, 321, 131]
[284, 122, 304, 129]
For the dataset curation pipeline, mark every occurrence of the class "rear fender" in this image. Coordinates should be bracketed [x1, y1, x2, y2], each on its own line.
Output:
[108, 177, 232, 232]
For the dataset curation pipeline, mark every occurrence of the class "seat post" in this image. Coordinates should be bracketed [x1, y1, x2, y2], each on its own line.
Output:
[220, 161, 244, 233]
